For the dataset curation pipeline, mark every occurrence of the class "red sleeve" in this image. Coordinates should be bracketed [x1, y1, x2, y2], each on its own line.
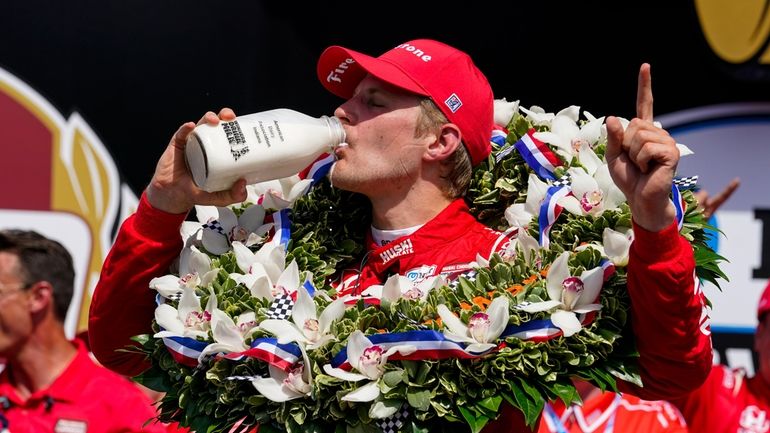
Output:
[668, 364, 725, 430]
[88, 191, 187, 377]
[617, 220, 712, 399]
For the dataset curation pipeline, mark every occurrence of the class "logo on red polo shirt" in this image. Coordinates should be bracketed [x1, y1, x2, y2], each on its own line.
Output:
[54, 419, 87, 433]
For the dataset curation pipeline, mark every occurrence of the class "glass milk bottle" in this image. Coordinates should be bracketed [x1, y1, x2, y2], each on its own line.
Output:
[185, 108, 345, 192]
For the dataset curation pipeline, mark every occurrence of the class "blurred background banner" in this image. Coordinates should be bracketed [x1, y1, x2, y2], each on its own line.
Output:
[1, 0, 768, 368]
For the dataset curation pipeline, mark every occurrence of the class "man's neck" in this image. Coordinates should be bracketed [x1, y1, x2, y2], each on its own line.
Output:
[7, 326, 77, 400]
[370, 191, 454, 230]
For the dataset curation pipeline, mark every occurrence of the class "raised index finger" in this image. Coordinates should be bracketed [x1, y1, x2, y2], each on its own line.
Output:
[636, 63, 654, 121]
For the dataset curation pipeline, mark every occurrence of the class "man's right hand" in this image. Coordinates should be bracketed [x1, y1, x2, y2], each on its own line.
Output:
[145, 108, 248, 214]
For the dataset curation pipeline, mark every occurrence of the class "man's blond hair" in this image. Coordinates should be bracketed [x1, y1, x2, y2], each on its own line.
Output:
[416, 99, 473, 198]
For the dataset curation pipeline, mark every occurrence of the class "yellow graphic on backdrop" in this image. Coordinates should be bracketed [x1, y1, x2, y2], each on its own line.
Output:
[696, 0, 770, 63]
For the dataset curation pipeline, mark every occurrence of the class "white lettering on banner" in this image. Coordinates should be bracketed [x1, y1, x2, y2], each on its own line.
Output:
[379, 238, 414, 264]
[394, 44, 432, 62]
[326, 58, 355, 84]
[739, 405, 770, 433]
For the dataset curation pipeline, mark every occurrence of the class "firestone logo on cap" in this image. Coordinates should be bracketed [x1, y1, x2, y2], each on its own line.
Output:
[393, 43, 433, 62]
[326, 58, 355, 84]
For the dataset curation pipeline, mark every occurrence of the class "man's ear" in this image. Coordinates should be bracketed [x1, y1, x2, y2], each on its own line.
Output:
[26, 281, 53, 315]
[424, 123, 462, 163]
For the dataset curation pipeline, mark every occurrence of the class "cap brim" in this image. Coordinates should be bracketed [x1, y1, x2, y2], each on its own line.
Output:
[317, 45, 430, 99]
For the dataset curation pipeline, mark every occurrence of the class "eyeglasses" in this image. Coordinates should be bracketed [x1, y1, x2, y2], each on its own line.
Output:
[0, 281, 31, 299]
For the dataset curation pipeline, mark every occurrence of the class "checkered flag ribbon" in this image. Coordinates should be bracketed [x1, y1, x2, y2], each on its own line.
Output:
[266, 293, 294, 320]
[673, 175, 699, 190]
[377, 406, 410, 433]
[551, 173, 572, 189]
[495, 144, 516, 163]
[448, 270, 478, 290]
[202, 220, 225, 236]
[226, 375, 261, 381]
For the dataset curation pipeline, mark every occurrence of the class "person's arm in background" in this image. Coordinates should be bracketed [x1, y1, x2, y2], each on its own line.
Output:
[605, 64, 712, 399]
[694, 177, 741, 219]
[89, 109, 247, 377]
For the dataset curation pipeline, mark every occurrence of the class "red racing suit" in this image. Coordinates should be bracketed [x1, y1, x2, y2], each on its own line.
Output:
[89, 193, 712, 433]
[670, 364, 770, 433]
[537, 392, 688, 433]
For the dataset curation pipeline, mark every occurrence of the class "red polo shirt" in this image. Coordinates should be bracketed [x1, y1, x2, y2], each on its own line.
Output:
[0, 339, 170, 433]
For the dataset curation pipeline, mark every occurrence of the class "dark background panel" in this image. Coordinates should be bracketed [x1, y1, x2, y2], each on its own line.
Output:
[1, 1, 769, 194]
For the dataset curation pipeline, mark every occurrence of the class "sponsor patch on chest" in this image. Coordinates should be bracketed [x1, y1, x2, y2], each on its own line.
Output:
[404, 265, 437, 283]
[379, 239, 414, 264]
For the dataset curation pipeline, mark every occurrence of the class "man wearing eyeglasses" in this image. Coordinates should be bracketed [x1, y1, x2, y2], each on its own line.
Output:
[0, 229, 170, 433]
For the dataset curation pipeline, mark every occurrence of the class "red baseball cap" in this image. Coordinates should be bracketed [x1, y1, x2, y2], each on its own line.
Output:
[758, 280, 770, 320]
[316, 39, 494, 166]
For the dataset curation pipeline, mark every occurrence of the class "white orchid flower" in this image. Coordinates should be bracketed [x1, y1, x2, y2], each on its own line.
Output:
[180, 221, 203, 247]
[472, 227, 539, 268]
[534, 108, 604, 175]
[361, 274, 447, 303]
[602, 227, 633, 266]
[246, 175, 313, 211]
[578, 227, 634, 267]
[154, 286, 216, 340]
[437, 296, 510, 354]
[195, 204, 273, 255]
[252, 363, 312, 402]
[260, 283, 345, 350]
[558, 166, 625, 217]
[517, 252, 603, 337]
[198, 309, 259, 360]
[239, 258, 308, 302]
[323, 330, 416, 402]
[230, 241, 287, 300]
[519, 105, 555, 126]
[494, 98, 520, 127]
[150, 245, 218, 298]
[510, 229, 541, 266]
[522, 173, 551, 215]
[504, 203, 535, 229]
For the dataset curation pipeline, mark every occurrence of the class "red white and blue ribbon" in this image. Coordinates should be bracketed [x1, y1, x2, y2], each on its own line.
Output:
[154, 293, 208, 367]
[501, 317, 566, 342]
[162, 335, 208, 367]
[513, 129, 562, 181]
[671, 183, 685, 231]
[265, 208, 292, 248]
[599, 258, 616, 281]
[262, 153, 336, 249]
[221, 337, 303, 372]
[330, 330, 482, 370]
[490, 126, 508, 147]
[298, 152, 336, 187]
[538, 175, 573, 248]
